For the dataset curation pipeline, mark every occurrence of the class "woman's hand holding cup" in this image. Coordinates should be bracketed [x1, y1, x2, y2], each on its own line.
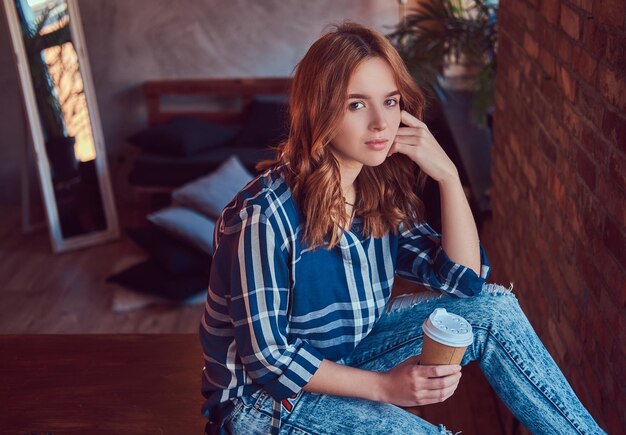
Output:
[380, 355, 462, 407]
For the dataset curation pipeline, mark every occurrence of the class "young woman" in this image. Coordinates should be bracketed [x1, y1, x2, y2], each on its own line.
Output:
[199, 23, 605, 435]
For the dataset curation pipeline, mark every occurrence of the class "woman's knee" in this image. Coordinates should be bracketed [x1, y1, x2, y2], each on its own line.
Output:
[472, 282, 525, 325]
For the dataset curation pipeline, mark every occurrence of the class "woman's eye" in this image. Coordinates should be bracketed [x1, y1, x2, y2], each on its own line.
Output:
[385, 98, 399, 107]
[348, 101, 365, 111]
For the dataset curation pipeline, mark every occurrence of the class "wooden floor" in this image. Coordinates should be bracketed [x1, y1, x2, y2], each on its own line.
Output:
[0, 204, 204, 334]
[0, 203, 527, 434]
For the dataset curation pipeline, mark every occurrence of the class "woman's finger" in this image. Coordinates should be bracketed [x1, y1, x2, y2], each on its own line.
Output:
[395, 130, 429, 141]
[416, 382, 459, 404]
[400, 110, 428, 129]
[393, 136, 421, 147]
[387, 141, 416, 157]
[421, 372, 461, 390]
[418, 364, 462, 378]
[395, 126, 427, 136]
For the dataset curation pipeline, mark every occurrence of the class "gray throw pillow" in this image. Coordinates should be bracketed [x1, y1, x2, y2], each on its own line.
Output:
[147, 206, 216, 254]
[172, 155, 254, 219]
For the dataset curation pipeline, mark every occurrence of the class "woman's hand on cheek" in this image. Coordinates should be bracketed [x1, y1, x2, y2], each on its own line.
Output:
[388, 110, 459, 183]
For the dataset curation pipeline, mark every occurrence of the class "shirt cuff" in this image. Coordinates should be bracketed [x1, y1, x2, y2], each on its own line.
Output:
[263, 339, 325, 401]
[432, 242, 491, 297]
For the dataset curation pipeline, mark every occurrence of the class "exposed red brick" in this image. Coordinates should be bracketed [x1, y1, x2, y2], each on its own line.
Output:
[612, 348, 626, 389]
[561, 101, 584, 141]
[523, 32, 539, 59]
[593, 0, 626, 28]
[577, 186, 606, 239]
[576, 82, 606, 130]
[597, 64, 625, 109]
[605, 33, 626, 72]
[608, 151, 626, 193]
[540, 76, 561, 107]
[597, 351, 617, 403]
[603, 216, 626, 269]
[582, 19, 608, 54]
[560, 4, 581, 40]
[581, 362, 603, 411]
[508, 0, 527, 23]
[599, 286, 620, 333]
[580, 121, 609, 168]
[547, 319, 567, 360]
[570, 374, 591, 412]
[542, 0, 561, 24]
[563, 195, 584, 242]
[525, 6, 538, 35]
[559, 307, 583, 357]
[556, 32, 574, 63]
[494, 87, 506, 111]
[575, 239, 603, 302]
[572, 45, 598, 85]
[595, 173, 626, 226]
[507, 64, 520, 89]
[602, 109, 626, 151]
[558, 258, 584, 317]
[539, 21, 560, 54]
[575, 146, 596, 191]
[579, 0, 594, 13]
[585, 303, 614, 368]
[590, 236, 626, 306]
[604, 406, 625, 435]
[493, 1, 624, 425]
[549, 122, 567, 153]
[556, 65, 577, 101]
[547, 170, 566, 206]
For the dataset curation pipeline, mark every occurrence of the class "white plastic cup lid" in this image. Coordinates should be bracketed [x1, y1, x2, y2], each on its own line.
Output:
[422, 308, 474, 347]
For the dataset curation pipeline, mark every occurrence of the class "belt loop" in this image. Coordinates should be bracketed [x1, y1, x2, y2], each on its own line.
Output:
[253, 389, 267, 409]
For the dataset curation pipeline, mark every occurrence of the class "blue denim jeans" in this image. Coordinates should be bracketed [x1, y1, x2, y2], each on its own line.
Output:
[217, 283, 606, 434]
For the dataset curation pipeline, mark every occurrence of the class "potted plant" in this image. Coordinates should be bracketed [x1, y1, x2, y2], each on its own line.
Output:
[389, 0, 498, 128]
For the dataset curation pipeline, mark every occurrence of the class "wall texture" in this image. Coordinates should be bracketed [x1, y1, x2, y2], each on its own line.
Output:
[0, 0, 398, 205]
[491, 0, 625, 433]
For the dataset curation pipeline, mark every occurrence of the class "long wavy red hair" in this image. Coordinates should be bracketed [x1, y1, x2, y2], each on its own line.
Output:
[259, 22, 428, 249]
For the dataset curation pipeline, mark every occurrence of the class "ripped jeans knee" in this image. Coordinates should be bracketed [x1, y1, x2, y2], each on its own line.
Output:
[387, 282, 516, 314]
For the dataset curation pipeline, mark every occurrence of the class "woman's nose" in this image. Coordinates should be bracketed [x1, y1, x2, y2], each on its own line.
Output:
[369, 108, 388, 132]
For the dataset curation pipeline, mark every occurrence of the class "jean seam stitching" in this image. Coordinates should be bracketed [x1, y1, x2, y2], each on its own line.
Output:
[243, 404, 314, 435]
[221, 400, 244, 427]
[476, 325, 585, 435]
[280, 420, 314, 435]
[350, 335, 424, 367]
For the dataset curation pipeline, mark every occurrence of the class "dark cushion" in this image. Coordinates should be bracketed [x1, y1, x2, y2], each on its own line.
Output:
[233, 96, 289, 149]
[146, 207, 216, 254]
[128, 146, 275, 188]
[127, 117, 239, 157]
[126, 226, 210, 275]
[106, 259, 210, 301]
[172, 155, 254, 220]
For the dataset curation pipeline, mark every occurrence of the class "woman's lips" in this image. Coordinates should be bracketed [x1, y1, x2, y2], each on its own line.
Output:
[365, 139, 389, 150]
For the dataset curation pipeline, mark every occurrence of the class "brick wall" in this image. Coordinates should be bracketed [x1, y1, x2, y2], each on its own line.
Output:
[490, 0, 625, 433]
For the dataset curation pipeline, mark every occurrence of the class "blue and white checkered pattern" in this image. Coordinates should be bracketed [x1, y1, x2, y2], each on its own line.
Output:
[199, 166, 490, 433]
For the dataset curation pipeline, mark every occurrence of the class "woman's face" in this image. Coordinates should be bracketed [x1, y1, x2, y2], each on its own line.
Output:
[330, 57, 401, 171]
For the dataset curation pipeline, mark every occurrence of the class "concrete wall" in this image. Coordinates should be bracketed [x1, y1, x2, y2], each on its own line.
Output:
[0, 0, 398, 206]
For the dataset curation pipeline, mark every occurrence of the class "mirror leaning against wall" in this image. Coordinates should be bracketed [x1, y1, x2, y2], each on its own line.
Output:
[3, 0, 118, 253]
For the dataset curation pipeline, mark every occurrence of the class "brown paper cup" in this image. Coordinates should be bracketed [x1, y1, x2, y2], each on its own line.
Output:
[419, 334, 468, 365]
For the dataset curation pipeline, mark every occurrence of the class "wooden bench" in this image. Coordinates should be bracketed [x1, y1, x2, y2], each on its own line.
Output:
[0, 334, 206, 434]
[0, 333, 520, 434]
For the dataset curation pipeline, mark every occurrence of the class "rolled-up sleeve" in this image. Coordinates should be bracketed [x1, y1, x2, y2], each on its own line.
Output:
[220, 204, 324, 401]
[395, 221, 490, 297]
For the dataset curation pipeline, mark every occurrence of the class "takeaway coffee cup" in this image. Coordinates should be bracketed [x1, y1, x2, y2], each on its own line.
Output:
[420, 308, 474, 365]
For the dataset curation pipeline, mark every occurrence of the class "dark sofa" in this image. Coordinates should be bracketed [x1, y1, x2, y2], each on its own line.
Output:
[127, 78, 292, 191]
